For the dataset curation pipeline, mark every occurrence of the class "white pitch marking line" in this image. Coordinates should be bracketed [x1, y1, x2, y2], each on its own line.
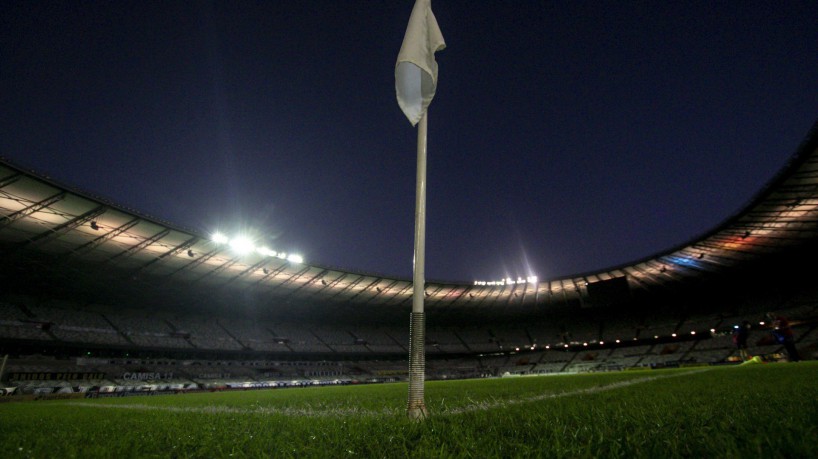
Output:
[442, 368, 709, 415]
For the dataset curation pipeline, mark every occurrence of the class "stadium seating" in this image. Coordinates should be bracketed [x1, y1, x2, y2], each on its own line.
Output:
[2, 292, 816, 392]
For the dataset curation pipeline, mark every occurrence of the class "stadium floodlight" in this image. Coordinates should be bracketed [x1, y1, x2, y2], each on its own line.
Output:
[257, 246, 277, 257]
[473, 275, 538, 286]
[287, 254, 304, 264]
[212, 232, 229, 244]
[229, 236, 254, 254]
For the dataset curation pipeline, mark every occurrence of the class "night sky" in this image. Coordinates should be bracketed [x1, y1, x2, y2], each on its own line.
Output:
[2, 1, 817, 283]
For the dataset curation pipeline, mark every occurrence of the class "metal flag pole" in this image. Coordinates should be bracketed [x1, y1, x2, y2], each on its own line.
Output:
[407, 110, 429, 420]
[394, 0, 444, 420]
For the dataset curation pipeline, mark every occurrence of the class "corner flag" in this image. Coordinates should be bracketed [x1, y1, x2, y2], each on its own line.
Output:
[396, 0, 445, 422]
[395, 0, 446, 126]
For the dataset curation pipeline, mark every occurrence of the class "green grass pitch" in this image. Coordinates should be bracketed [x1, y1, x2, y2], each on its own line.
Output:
[2, 362, 816, 458]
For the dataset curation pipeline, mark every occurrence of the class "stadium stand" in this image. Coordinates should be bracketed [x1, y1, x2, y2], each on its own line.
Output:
[3, 119, 818, 392]
[353, 326, 406, 354]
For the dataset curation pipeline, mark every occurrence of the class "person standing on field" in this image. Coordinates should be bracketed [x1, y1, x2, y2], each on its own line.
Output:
[732, 320, 751, 361]
[766, 312, 801, 362]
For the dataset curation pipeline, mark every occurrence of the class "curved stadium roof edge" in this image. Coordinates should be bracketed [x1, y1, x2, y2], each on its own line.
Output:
[574, 116, 818, 278]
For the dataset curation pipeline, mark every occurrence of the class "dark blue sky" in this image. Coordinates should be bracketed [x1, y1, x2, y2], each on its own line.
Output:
[2, 1, 818, 283]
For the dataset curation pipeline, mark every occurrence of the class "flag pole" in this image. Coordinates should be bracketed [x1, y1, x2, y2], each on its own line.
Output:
[395, 0, 443, 420]
[407, 110, 429, 420]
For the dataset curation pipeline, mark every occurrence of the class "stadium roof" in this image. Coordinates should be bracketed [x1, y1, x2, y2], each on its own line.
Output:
[2, 119, 818, 323]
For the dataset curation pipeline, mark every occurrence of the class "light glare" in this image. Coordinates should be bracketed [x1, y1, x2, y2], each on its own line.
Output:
[229, 236, 254, 254]
[257, 246, 277, 257]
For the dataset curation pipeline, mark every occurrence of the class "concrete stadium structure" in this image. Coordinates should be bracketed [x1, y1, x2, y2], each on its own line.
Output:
[2, 119, 818, 392]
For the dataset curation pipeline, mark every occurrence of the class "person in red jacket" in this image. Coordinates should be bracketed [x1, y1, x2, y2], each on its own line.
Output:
[766, 312, 801, 362]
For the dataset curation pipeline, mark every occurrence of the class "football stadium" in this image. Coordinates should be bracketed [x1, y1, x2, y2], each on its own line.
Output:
[3, 118, 818, 457]
[2, 115, 818, 378]
[3, 2, 818, 458]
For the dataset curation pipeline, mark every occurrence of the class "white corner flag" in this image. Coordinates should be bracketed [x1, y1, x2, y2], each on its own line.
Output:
[396, 0, 446, 126]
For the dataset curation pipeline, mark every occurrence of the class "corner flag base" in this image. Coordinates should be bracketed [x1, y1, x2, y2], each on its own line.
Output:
[407, 403, 429, 421]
